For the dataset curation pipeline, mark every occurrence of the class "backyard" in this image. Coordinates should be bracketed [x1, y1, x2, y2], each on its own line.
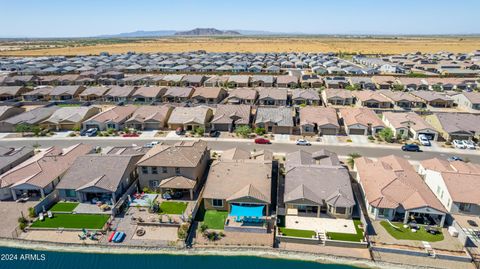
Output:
[49, 202, 79, 212]
[327, 220, 364, 242]
[159, 201, 187, 215]
[278, 227, 316, 238]
[30, 214, 109, 229]
[202, 210, 228, 230]
[380, 221, 444, 242]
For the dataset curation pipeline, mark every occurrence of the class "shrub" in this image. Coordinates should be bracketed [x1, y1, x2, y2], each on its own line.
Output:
[254, 127, 266, 135]
[368, 135, 375, 141]
[107, 128, 116, 135]
[194, 127, 205, 136]
[200, 223, 208, 233]
[347, 153, 362, 167]
[177, 223, 190, 239]
[28, 207, 35, 218]
[378, 128, 394, 143]
[18, 217, 28, 230]
[234, 125, 252, 138]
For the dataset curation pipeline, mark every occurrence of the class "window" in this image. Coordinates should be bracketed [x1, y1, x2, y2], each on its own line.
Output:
[447, 199, 451, 208]
[162, 167, 168, 173]
[459, 203, 471, 212]
[149, 180, 159, 188]
[151, 167, 158, 174]
[141, 166, 148, 174]
[436, 186, 441, 195]
[212, 199, 223, 207]
[65, 189, 76, 198]
[378, 208, 389, 217]
[335, 207, 346, 214]
[175, 167, 181, 174]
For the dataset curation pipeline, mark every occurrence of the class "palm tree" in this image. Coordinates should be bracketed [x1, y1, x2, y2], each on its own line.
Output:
[347, 153, 362, 168]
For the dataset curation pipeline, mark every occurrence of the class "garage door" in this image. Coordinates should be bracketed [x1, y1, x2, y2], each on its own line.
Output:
[418, 132, 435, 140]
[349, 128, 366, 135]
[320, 128, 337, 136]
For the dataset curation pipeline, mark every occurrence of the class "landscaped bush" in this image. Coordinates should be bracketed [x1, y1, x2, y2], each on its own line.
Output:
[177, 222, 190, 239]
[254, 127, 266, 135]
[234, 125, 252, 138]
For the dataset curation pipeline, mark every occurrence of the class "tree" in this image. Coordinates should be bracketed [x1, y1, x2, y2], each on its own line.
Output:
[347, 153, 362, 168]
[234, 125, 252, 138]
[31, 126, 42, 137]
[345, 84, 361, 91]
[194, 127, 205, 136]
[392, 84, 405, 92]
[15, 123, 31, 135]
[254, 127, 266, 135]
[378, 128, 394, 143]
[431, 84, 443, 92]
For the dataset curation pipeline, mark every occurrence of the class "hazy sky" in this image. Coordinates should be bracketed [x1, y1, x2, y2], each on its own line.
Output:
[1, 0, 479, 37]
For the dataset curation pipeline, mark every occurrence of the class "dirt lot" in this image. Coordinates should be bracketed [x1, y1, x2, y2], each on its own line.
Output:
[1, 36, 480, 56]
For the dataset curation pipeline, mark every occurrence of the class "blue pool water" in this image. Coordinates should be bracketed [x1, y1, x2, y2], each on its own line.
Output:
[0, 246, 360, 269]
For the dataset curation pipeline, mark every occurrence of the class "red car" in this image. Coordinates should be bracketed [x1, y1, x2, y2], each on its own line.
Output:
[254, 138, 271, 144]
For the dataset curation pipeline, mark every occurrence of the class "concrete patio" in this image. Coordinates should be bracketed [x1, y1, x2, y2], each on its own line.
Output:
[73, 203, 112, 215]
[285, 215, 356, 234]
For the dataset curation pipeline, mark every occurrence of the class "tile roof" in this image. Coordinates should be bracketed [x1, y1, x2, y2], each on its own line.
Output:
[434, 113, 480, 134]
[255, 107, 293, 127]
[383, 112, 434, 132]
[43, 107, 99, 124]
[86, 105, 137, 124]
[257, 88, 288, 100]
[211, 104, 250, 125]
[339, 108, 385, 128]
[137, 140, 207, 167]
[125, 105, 172, 124]
[168, 106, 212, 125]
[299, 107, 339, 128]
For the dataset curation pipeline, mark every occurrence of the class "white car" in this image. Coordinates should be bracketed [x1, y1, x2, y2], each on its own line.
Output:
[296, 139, 311, 146]
[463, 140, 476, 150]
[144, 141, 160, 148]
[453, 140, 466, 149]
[418, 134, 431, 146]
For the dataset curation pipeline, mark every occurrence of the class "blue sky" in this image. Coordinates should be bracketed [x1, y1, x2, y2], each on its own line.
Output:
[1, 0, 479, 37]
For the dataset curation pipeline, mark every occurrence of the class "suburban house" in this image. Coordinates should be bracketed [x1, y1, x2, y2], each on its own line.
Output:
[300, 74, 323, 88]
[0, 106, 25, 121]
[131, 86, 167, 103]
[349, 77, 377, 90]
[41, 106, 101, 131]
[354, 155, 447, 226]
[291, 89, 321, 106]
[162, 87, 194, 103]
[382, 112, 438, 140]
[0, 146, 34, 176]
[167, 106, 213, 131]
[372, 76, 397, 89]
[203, 75, 229, 87]
[451, 92, 480, 111]
[79, 86, 111, 101]
[82, 105, 137, 131]
[378, 90, 425, 109]
[250, 75, 274, 87]
[418, 158, 480, 216]
[324, 77, 349, 89]
[255, 107, 294, 134]
[136, 140, 209, 199]
[180, 75, 206, 87]
[425, 113, 480, 141]
[396, 78, 429, 90]
[410, 91, 454, 108]
[299, 107, 340, 135]
[48, 85, 85, 101]
[0, 106, 59, 132]
[124, 105, 173, 130]
[191, 87, 228, 104]
[352, 90, 392, 109]
[158, 74, 184, 86]
[224, 88, 258, 105]
[257, 88, 288, 106]
[202, 148, 273, 233]
[56, 153, 144, 204]
[0, 86, 30, 101]
[0, 144, 92, 201]
[210, 104, 251, 132]
[227, 75, 250, 87]
[276, 75, 299, 88]
[283, 150, 355, 221]
[22, 86, 53, 101]
[103, 86, 136, 102]
[322, 88, 355, 106]
[339, 108, 385, 135]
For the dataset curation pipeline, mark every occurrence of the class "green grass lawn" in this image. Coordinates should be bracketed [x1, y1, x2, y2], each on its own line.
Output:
[278, 227, 316, 238]
[49, 202, 79, 212]
[31, 214, 109, 229]
[380, 221, 444, 242]
[159, 201, 187, 215]
[202, 210, 228, 230]
[327, 220, 364, 242]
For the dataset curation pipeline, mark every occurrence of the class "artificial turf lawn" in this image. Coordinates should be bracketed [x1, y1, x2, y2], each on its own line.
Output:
[327, 220, 364, 242]
[202, 210, 228, 230]
[31, 214, 109, 229]
[380, 221, 444, 242]
[159, 201, 187, 215]
[49, 202, 79, 212]
[278, 227, 317, 238]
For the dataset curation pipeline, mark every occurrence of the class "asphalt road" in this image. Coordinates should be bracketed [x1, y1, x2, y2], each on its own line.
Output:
[2, 137, 480, 162]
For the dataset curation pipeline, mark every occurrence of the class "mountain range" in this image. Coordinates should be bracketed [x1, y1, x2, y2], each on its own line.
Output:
[96, 28, 298, 38]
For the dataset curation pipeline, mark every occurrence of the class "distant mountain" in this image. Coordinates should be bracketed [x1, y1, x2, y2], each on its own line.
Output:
[174, 28, 241, 36]
[97, 30, 176, 38]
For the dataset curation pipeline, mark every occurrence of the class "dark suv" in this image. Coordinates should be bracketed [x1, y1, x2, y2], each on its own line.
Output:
[401, 144, 420, 152]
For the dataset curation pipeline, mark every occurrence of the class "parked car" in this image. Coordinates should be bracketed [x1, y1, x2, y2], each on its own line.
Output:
[82, 128, 98, 137]
[209, 129, 220, 137]
[463, 140, 476, 150]
[254, 138, 271, 144]
[401, 144, 420, 152]
[144, 141, 160, 148]
[447, 156, 463, 162]
[418, 134, 431, 146]
[296, 139, 311, 146]
[175, 127, 184, 135]
[453, 140, 466, 149]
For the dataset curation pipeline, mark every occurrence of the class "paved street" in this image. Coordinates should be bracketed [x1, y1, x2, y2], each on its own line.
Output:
[2, 136, 480, 162]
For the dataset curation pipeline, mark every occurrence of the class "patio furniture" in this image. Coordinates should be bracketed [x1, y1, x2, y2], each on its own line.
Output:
[47, 211, 53, 218]
[136, 228, 146, 237]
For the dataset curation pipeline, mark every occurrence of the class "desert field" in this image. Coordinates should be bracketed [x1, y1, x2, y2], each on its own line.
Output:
[0, 36, 479, 56]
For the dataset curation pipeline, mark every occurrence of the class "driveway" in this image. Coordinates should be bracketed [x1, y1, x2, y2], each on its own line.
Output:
[274, 134, 290, 143]
[0, 201, 38, 238]
[349, 135, 369, 145]
[51, 131, 73, 138]
[322, 135, 339, 145]
[139, 130, 157, 139]
[166, 131, 182, 138]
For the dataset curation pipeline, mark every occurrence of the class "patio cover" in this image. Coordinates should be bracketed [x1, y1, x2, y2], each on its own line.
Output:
[159, 176, 196, 189]
[229, 204, 264, 217]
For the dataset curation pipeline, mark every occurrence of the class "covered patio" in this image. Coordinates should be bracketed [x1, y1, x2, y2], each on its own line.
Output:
[159, 176, 196, 200]
[224, 204, 269, 233]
